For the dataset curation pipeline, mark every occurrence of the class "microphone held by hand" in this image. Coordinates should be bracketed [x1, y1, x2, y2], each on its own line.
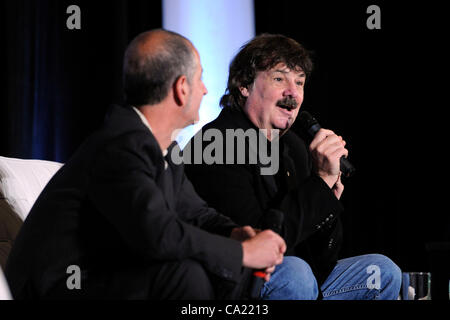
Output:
[249, 209, 285, 300]
[298, 111, 355, 178]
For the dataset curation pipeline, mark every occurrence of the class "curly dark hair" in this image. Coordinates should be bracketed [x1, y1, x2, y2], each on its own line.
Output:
[220, 34, 313, 109]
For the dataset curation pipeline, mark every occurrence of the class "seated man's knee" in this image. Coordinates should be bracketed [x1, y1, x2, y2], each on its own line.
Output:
[287, 257, 319, 299]
[366, 254, 402, 299]
[264, 256, 318, 300]
[160, 259, 215, 300]
[180, 260, 215, 299]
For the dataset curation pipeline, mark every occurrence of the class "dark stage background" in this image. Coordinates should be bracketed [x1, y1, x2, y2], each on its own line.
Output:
[1, 1, 448, 273]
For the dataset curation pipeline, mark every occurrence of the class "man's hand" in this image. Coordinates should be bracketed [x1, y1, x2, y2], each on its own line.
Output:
[262, 265, 276, 282]
[332, 173, 344, 199]
[232, 227, 279, 281]
[241, 230, 286, 272]
[309, 128, 348, 199]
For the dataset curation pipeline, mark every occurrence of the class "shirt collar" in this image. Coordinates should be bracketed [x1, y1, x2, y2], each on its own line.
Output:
[132, 106, 168, 168]
[132, 106, 153, 132]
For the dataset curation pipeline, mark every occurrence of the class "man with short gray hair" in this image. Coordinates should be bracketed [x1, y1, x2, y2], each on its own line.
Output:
[5, 29, 286, 300]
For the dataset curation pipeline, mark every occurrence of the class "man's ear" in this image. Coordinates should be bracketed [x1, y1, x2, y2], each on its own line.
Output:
[239, 86, 250, 97]
[173, 75, 189, 106]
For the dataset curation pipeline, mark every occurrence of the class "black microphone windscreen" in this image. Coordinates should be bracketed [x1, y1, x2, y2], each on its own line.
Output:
[298, 111, 321, 137]
[298, 111, 317, 129]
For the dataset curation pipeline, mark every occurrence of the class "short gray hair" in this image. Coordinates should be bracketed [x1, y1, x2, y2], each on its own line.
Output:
[123, 29, 197, 106]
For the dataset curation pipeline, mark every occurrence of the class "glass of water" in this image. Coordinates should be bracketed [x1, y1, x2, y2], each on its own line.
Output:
[401, 272, 432, 300]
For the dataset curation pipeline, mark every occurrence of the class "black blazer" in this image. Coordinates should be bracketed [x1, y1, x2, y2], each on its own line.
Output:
[185, 107, 344, 285]
[5, 105, 243, 299]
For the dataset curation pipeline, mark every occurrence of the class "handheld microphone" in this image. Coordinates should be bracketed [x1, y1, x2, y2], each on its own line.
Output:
[249, 209, 284, 300]
[298, 111, 355, 178]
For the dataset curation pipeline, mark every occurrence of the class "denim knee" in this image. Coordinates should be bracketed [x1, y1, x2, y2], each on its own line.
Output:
[367, 254, 402, 299]
[262, 256, 318, 300]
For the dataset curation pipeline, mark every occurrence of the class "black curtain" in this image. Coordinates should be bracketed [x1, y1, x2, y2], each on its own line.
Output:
[1, 0, 162, 162]
[255, 1, 449, 271]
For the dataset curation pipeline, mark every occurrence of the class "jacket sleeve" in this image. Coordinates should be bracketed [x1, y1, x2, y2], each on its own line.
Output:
[279, 132, 344, 247]
[185, 163, 267, 228]
[175, 170, 241, 237]
[280, 174, 344, 246]
[86, 133, 243, 283]
[185, 143, 343, 253]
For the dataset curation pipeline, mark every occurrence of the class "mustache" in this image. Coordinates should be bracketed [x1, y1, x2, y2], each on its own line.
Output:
[276, 97, 298, 109]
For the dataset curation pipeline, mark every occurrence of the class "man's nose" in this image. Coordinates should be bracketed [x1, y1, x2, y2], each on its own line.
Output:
[203, 81, 208, 95]
[282, 81, 299, 98]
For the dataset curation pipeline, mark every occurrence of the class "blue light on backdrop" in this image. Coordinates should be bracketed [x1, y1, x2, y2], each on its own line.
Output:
[162, 0, 255, 148]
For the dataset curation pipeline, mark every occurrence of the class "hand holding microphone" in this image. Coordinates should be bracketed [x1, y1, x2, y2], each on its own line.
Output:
[245, 209, 285, 299]
[298, 111, 355, 198]
[309, 128, 348, 187]
[241, 229, 285, 271]
[232, 226, 281, 284]
[298, 111, 355, 178]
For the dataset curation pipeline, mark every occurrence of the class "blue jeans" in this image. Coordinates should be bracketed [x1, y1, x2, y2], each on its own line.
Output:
[260, 254, 402, 300]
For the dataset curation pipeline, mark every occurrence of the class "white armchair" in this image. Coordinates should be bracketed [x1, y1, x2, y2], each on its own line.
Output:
[0, 156, 63, 299]
[0, 268, 11, 300]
